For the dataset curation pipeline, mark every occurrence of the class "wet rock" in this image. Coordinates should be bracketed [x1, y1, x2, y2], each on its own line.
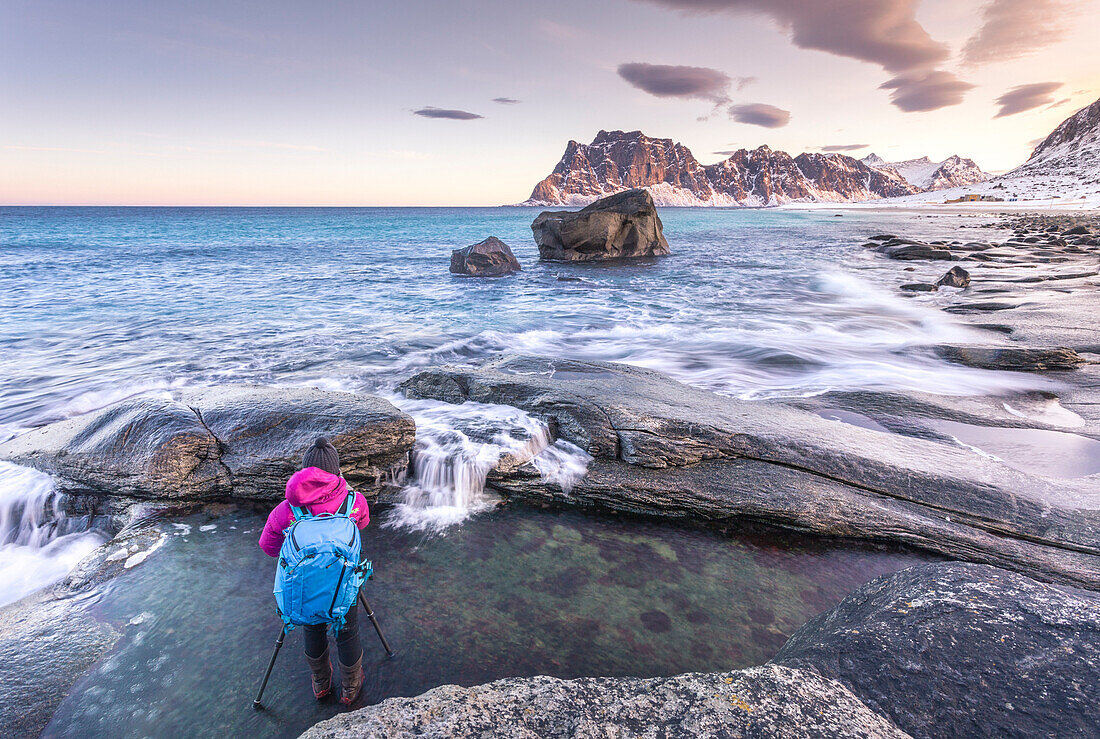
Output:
[450, 236, 521, 276]
[1064, 225, 1091, 235]
[0, 386, 416, 502]
[868, 234, 897, 241]
[301, 664, 907, 739]
[943, 301, 1017, 313]
[933, 345, 1086, 372]
[879, 244, 954, 261]
[935, 266, 970, 288]
[532, 189, 670, 262]
[900, 283, 937, 292]
[402, 356, 1100, 588]
[774, 562, 1100, 739]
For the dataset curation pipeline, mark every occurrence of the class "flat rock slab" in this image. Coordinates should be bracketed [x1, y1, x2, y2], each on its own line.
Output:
[933, 344, 1087, 371]
[301, 664, 907, 739]
[0, 386, 415, 501]
[532, 188, 670, 262]
[774, 562, 1100, 739]
[401, 355, 1100, 587]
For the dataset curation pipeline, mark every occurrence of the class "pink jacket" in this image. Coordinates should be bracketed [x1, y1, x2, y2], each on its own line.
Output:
[259, 467, 370, 557]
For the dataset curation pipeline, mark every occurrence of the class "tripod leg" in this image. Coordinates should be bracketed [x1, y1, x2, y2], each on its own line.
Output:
[252, 625, 287, 710]
[358, 592, 395, 657]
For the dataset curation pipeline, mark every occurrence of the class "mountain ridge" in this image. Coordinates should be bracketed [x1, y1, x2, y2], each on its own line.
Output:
[525, 131, 983, 206]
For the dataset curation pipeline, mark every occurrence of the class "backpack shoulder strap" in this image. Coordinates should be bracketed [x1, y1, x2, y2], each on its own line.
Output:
[337, 491, 354, 517]
[289, 504, 309, 521]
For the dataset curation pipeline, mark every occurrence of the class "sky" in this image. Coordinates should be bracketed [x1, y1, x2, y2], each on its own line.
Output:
[2, 0, 1098, 206]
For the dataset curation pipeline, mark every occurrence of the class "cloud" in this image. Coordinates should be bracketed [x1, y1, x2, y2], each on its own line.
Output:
[412, 107, 483, 120]
[880, 71, 974, 112]
[727, 103, 791, 127]
[994, 82, 1064, 117]
[617, 62, 731, 102]
[633, 1, 971, 111]
[492, 97, 521, 104]
[734, 76, 756, 91]
[963, 0, 1072, 65]
[713, 150, 742, 156]
[822, 144, 869, 152]
[635, 1, 947, 72]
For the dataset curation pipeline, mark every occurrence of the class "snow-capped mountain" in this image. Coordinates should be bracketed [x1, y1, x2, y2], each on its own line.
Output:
[860, 154, 988, 191]
[525, 131, 920, 206]
[1013, 98, 1100, 183]
[877, 96, 1100, 206]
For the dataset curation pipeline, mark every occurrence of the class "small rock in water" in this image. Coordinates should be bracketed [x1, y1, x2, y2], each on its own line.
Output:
[935, 266, 971, 288]
[901, 283, 938, 292]
[449, 236, 521, 277]
[639, 610, 672, 633]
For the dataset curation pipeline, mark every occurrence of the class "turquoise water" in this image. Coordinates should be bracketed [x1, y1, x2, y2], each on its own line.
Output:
[0, 206, 1042, 438]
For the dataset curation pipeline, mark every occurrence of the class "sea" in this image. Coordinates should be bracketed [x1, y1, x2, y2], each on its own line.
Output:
[0, 206, 1051, 606]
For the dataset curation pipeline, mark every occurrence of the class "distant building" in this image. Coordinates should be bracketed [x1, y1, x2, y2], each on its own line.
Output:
[945, 193, 1005, 203]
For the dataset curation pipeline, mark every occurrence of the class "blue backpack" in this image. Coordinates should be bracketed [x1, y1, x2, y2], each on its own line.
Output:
[273, 492, 370, 631]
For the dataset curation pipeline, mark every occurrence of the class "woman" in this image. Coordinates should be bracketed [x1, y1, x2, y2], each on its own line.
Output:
[259, 437, 370, 704]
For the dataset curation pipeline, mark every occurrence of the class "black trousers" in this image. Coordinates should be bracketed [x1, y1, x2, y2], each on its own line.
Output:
[302, 604, 363, 665]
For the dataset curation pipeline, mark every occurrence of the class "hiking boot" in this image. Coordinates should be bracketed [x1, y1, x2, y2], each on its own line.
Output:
[338, 654, 363, 705]
[305, 648, 332, 699]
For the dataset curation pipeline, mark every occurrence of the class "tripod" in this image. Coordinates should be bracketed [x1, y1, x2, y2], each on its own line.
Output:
[252, 590, 394, 710]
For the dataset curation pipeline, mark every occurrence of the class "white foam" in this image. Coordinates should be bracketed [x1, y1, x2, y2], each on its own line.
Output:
[384, 399, 590, 533]
[0, 462, 105, 607]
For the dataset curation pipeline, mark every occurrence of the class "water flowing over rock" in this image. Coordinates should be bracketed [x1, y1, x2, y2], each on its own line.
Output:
[401, 355, 1100, 588]
[301, 664, 908, 738]
[0, 386, 415, 502]
[0, 463, 106, 608]
[531, 189, 670, 262]
[774, 562, 1100, 738]
[449, 236, 521, 276]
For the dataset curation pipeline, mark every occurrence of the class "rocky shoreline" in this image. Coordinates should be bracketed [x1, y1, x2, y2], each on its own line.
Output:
[0, 211, 1097, 736]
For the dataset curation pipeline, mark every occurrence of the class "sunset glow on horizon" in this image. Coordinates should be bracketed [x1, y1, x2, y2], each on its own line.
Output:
[3, 0, 1099, 206]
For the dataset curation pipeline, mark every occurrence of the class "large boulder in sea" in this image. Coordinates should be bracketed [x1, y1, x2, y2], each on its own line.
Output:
[301, 664, 907, 738]
[0, 386, 415, 501]
[773, 562, 1100, 738]
[401, 355, 1100, 588]
[449, 236, 521, 276]
[531, 188, 670, 262]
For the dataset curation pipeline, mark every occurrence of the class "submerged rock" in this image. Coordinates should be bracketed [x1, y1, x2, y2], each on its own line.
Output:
[531, 189, 670, 262]
[401, 356, 1100, 588]
[933, 344, 1086, 371]
[935, 266, 971, 288]
[304, 561, 1097, 739]
[301, 664, 907, 738]
[0, 386, 415, 501]
[450, 236, 521, 276]
[0, 591, 120, 737]
[900, 283, 937, 292]
[774, 562, 1100, 739]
